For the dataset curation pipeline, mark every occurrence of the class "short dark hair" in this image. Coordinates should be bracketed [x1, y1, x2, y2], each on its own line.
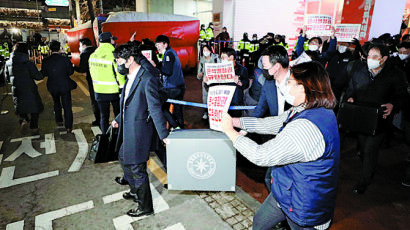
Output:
[113, 41, 142, 61]
[309, 37, 322, 45]
[398, 42, 410, 49]
[260, 45, 289, 68]
[221, 48, 236, 58]
[368, 44, 390, 57]
[202, 44, 213, 54]
[155, 35, 170, 46]
[49, 40, 61, 52]
[402, 34, 410, 41]
[14, 42, 28, 54]
[291, 61, 336, 109]
[79, 37, 92, 46]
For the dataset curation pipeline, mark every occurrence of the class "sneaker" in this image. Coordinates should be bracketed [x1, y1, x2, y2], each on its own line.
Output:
[202, 113, 208, 120]
[402, 179, 410, 187]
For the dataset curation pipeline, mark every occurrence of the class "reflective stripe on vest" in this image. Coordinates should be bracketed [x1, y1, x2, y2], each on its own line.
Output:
[89, 58, 113, 65]
[92, 80, 118, 86]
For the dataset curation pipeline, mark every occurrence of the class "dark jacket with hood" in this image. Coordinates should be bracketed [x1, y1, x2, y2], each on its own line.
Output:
[6, 52, 44, 114]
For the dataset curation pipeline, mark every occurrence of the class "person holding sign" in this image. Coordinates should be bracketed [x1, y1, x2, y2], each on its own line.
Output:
[197, 45, 219, 119]
[205, 48, 249, 117]
[221, 62, 340, 230]
[296, 26, 337, 67]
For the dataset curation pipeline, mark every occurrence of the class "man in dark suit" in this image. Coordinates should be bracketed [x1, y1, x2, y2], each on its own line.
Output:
[112, 43, 169, 217]
[41, 40, 75, 132]
[74, 38, 99, 126]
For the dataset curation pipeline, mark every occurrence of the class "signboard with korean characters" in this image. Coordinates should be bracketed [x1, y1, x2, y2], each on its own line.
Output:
[205, 62, 235, 85]
[207, 85, 236, 132]
[334, 24, 361, 42]
[304, 14, 333, 37]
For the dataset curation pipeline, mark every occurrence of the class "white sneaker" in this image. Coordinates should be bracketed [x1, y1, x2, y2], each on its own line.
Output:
[202, 113, 208, 119]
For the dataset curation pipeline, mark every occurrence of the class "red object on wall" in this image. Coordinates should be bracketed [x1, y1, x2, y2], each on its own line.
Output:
[341, 0, 376, 42]
[101, 12, 200, 70]
[66, 21, 95, 66]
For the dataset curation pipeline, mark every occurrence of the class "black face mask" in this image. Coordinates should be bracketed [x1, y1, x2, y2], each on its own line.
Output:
[117, 63, 129, 75]
[263, 69, 274, 80]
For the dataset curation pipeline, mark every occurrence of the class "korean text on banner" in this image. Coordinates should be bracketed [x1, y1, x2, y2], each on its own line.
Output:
[208, 85, 236, 131]
[205, 62, 235, 85]
[304, 14, 333, 37]
[335, 24, 361, 42]
[142, 50, 152, 61]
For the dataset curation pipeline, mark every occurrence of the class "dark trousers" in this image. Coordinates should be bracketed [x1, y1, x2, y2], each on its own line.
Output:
[357, 132, 386, 186]
[253, 193, 321, 230]
[50, 91, 73, 129]
[163, 87, 185, 128]
[97, 99, 120, 133]
[402, 120, 410, 181]
[155, 142, 167, 170]
[86, 78, 100, 122]
[19, 113, 39, 129]
[119, 145, 149, 194]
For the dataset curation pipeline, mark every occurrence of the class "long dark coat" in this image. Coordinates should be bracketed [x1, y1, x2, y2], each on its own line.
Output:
[115, 61, 169, 165]
[6, 52, 44, 115]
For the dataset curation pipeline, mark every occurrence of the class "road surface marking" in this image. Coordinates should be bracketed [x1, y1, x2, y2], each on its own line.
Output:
[147, 158, 167, 185]
[112, 183, 169, 230]
[5, 135, 42, 161]
[5, 220, 24, 230]
[91, 126, 102, 136]
[0, 154, 3, 166]
[0, 141, 3, 152]
[163, 223, 186, 230]
[75, 77, 90, 97]
[0, 166, 59, 189]
[102, 189, 128, 204]
[35, 200, 94, 230]
[67, 129, 88, 172]
[40, 134, 56, 155]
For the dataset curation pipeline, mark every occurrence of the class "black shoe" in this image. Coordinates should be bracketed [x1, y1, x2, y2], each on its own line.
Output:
[115, 177, 129, 185]
[353, 183, 367, 194]
[163, 184, 168, 189]
[91, 120, 100, 126]
[123, 192, 138, 203]
[126, 207, 154, 217]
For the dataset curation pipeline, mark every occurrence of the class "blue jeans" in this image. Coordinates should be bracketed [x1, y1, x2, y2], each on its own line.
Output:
[253, 193, 321, 230]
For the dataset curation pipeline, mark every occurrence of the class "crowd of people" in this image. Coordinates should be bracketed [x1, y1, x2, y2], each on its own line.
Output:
[3, 23, 410, 228]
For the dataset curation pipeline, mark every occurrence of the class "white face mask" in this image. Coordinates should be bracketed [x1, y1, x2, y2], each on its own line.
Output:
[284, 84, 296, 105]
[79, 46, 84, 53]
[309, 44, 319, 51]
[338, 45, 347, 53]
[221, 59, 230, 64]
[203, 51, 210, 57]
[367, 59, 381, 70]
[399, 54, 409, 60]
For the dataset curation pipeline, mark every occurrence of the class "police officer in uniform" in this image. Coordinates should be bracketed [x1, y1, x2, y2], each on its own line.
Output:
[89, 32, 125, 133]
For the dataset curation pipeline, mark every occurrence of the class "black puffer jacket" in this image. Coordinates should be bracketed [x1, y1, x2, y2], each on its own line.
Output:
[6, 52, 44, 114]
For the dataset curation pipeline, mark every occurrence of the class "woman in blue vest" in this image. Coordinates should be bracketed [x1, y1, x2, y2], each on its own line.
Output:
[222, 61, 340, 230]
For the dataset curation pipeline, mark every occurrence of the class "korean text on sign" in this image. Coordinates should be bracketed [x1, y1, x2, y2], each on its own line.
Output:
[205, 62, 235, 85]
[207, 85, 236, 131]
[304, 14, 333, 37]
[334, 24, 361, 42]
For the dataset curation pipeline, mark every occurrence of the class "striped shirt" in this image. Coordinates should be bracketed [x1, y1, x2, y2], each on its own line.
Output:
[233, 105, 331, 230]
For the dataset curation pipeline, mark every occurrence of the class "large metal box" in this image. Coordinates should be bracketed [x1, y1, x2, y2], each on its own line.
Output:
[167, 129, 236, 191]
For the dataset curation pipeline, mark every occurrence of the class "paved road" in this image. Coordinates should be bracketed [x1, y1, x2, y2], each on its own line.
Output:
[0, 73, 260, 230]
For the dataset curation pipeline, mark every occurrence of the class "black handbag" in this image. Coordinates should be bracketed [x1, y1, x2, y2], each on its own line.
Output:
[337, 102, 386, 136]
[89, 126, 118, 163]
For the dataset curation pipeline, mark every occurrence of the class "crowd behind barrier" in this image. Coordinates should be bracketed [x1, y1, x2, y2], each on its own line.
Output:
[3, 24, 410, 228]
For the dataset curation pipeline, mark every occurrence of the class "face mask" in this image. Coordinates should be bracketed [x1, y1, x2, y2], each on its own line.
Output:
[284, 84, 296, 105]
[117, 63, 129, 75]
[399, 54, 409, 60]
[203, 51, 211, 57]
[367, 59, 381, 70]
[221, 59, 230, 64]
[262, 69, 274, 80]
[338, 45, 347, 53]
[309, 44, 319, 51]
[79, 46, 84, 53]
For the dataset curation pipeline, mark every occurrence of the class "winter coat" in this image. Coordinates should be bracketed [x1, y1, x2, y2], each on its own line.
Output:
[6, 52, 44, 115]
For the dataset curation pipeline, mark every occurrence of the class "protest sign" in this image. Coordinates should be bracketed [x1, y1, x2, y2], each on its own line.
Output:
[304, 14, 333, 37]
[205, 62, 235, 85]
[334, 24, 361, 42]
[207, 85, 236, 131]
[142, 50, 152, 60]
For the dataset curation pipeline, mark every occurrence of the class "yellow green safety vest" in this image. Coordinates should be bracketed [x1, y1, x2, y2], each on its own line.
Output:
[38, 44, 49, 55]
[3, 43, 9, 58]
[277, 42, 290, 51]
[89, 43, 125, 94]
[64, 44, 71, 53]
[249, 43, 259, 52]
[237, 40, 251, 51]
[199, 30, 206, 40]
[157, 53, 164, 62]
[205, 28, 213, 41]
[0, 45, 4, 57]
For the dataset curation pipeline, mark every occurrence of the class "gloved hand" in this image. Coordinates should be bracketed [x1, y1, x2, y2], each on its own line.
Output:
[352, 38, 361, 48]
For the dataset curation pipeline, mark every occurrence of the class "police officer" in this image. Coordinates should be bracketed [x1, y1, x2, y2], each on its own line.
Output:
[155, 35, 186, 128]
[89, 32, 125, 133]
[205, 22, 214, 47]
[238, 32, 251, 69]
[199, 24, 207, 58]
